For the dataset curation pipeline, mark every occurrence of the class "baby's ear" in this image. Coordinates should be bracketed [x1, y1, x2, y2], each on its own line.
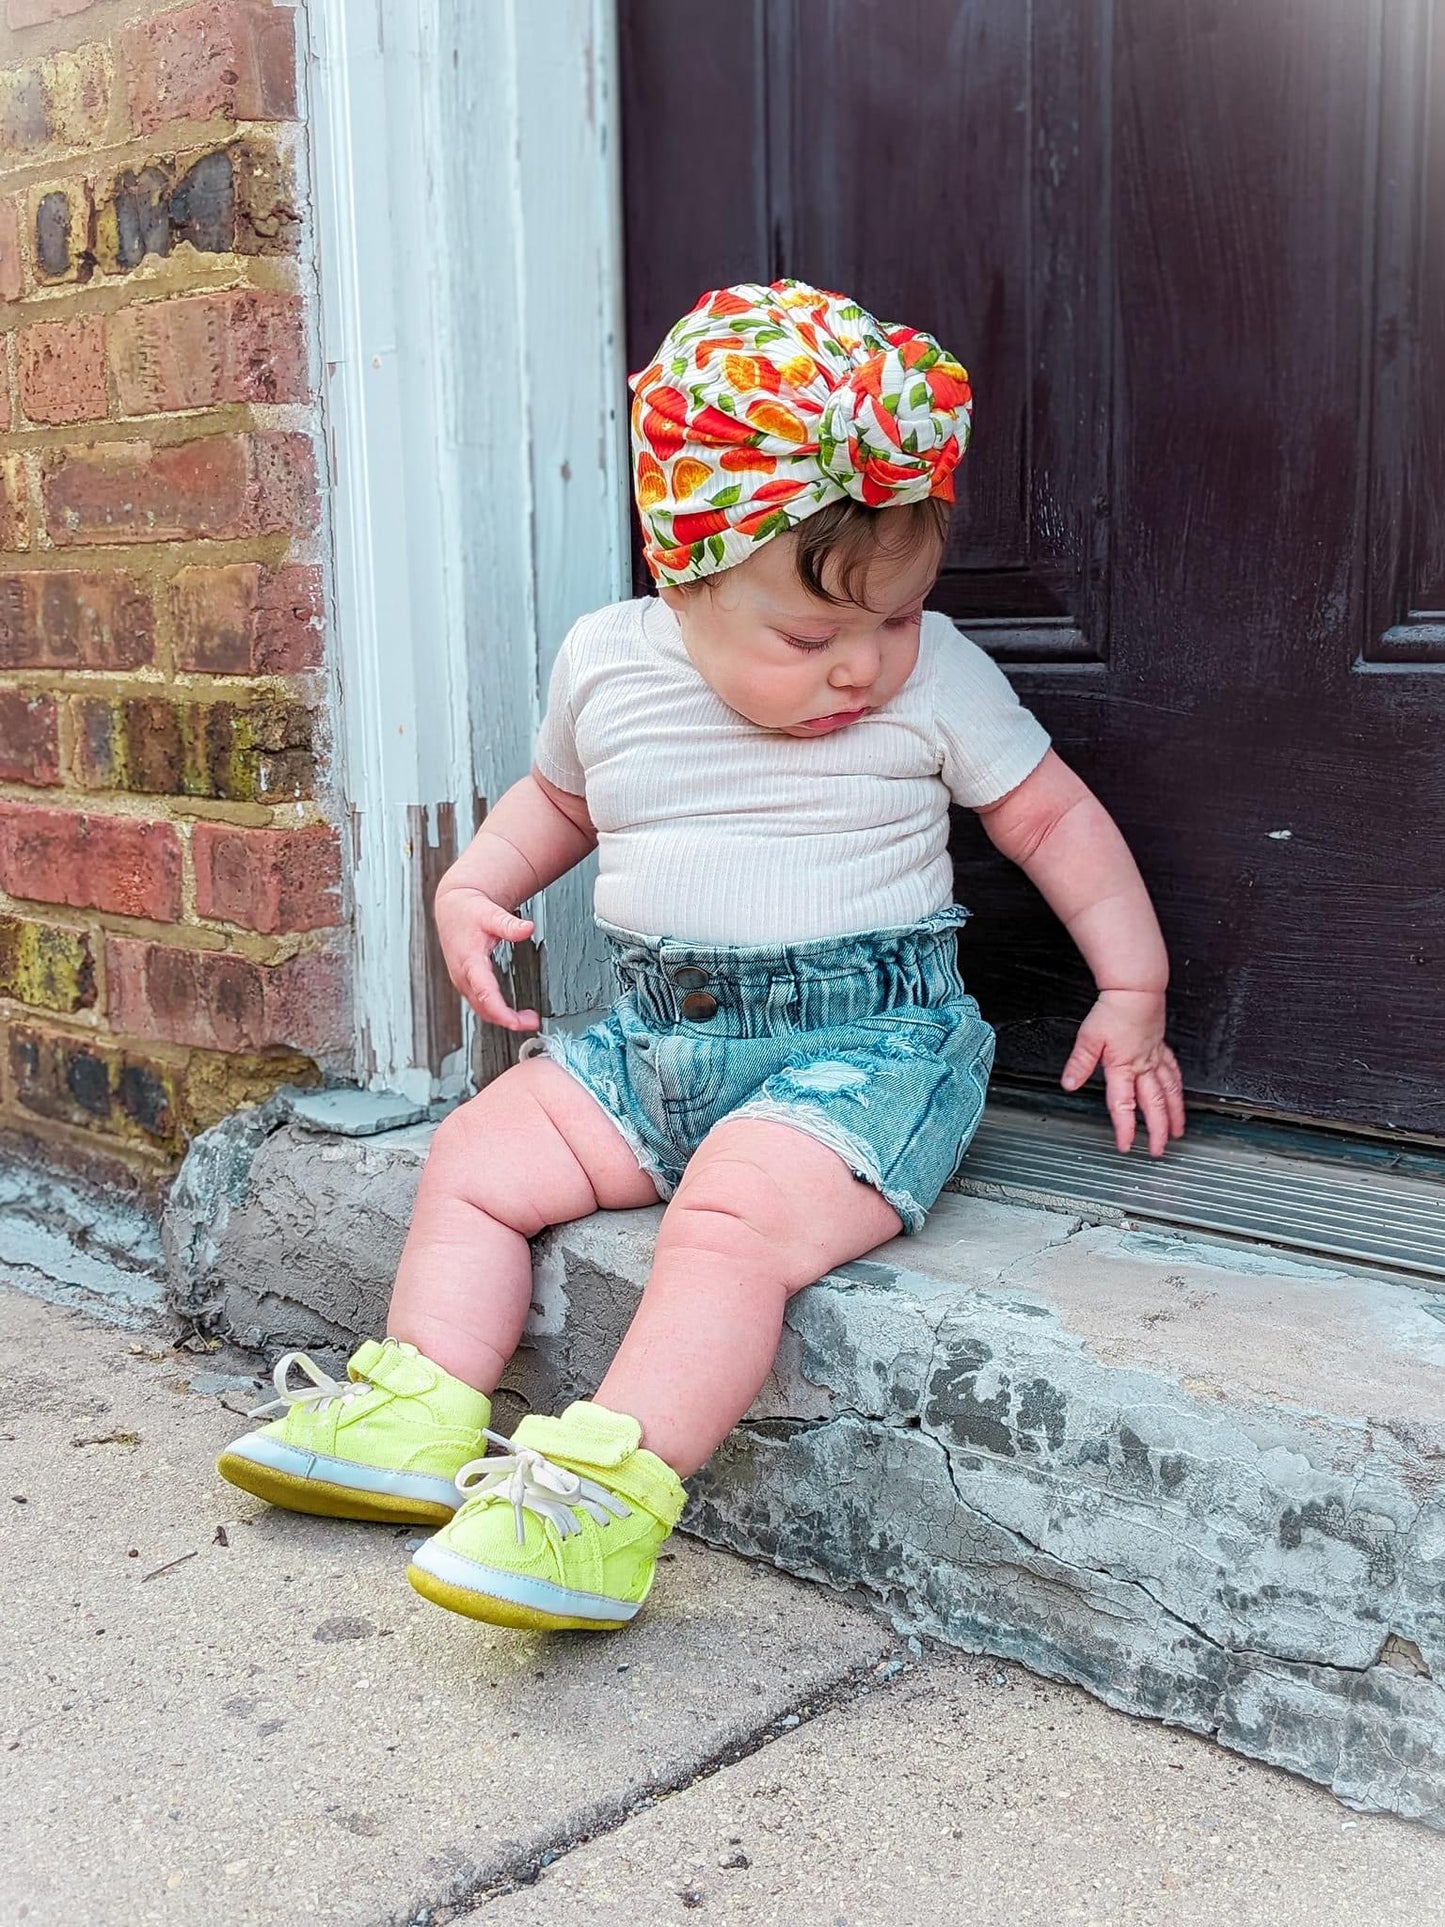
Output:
[657, 585, 686, 613]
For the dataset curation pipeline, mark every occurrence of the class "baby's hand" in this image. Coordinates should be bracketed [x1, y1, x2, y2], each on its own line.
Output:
[433, 887, 539, 1033]
[1060, 989, 1185, 1157]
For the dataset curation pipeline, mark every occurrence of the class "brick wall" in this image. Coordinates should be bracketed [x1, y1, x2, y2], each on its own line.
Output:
[0, 0, 348, 1183]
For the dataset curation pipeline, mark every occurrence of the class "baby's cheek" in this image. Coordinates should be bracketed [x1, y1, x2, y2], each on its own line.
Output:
[723, 664, 811, 727]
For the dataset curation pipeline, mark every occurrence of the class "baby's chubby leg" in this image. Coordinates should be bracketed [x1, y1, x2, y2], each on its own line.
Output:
[400, 1114, 897, 1631]
[387, 1057, 660, 1391]
[595, 1118, 902, 1477]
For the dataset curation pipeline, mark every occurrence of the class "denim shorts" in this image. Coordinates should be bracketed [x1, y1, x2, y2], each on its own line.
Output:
[528, 905, 994, 1234]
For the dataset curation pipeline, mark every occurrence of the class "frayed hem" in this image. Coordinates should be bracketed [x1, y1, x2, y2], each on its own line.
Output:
[523, 1034, 677, 1199]
[724, 1096, 928, 1234]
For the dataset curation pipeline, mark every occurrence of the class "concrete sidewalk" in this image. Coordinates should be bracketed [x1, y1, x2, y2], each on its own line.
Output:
[4, 1279, 1444, 1926]
[166, 1112, 1445, 1825]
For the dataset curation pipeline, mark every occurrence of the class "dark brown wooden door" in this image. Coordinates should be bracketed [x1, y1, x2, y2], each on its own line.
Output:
[618, 0, 1445, 1137]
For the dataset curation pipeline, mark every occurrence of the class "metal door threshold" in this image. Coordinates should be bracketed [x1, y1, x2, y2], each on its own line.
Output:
[956, 1103, 1445, 1287]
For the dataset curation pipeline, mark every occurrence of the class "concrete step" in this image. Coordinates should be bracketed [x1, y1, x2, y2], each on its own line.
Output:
[164, 1110, 1445, 1828]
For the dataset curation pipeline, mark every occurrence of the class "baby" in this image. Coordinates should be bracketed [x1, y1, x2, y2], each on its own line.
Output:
[219, 281, 1184, 1632]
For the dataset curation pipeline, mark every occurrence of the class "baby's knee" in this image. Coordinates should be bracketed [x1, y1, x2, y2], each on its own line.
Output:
[660, 1158, 810, 1280]
[420, 1071, 555, 1218]
[671, 1147, 787, 1229]
[427, 1079, 509, 1167]
[427, 1058, 555, 1154]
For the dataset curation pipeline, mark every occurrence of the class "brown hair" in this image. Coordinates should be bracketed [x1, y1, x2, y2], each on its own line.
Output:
[791, 497, 951, 607]
[682, 497, 951, 608]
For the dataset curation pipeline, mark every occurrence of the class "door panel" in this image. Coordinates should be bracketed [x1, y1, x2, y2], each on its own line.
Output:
[618, 0, 1445, 1135]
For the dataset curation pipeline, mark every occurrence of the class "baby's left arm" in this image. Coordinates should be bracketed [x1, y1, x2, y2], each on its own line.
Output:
[976, 750, 1186, 1157]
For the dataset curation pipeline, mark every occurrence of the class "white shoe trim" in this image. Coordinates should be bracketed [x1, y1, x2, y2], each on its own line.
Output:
[223, 1432, 459, 1510]
[409, 1539, 642, 1622]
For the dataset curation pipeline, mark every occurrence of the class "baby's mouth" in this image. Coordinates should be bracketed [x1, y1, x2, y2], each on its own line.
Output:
[797, 706, 869, 732]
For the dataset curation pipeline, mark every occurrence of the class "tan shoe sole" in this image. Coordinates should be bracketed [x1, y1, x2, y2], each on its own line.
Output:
[406, 1560, 635, 1631]
[217, 1451, 455, 1526]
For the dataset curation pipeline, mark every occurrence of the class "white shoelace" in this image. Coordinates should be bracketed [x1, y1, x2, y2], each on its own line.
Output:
[248, 1351, 373, 1420]
[455, 1430, 631, 1546]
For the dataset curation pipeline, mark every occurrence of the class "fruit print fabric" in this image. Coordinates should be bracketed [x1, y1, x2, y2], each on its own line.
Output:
[629, 279, 973, 587]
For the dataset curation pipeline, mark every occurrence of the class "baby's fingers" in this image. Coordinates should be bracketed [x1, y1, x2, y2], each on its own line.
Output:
[1061, 1029, 1104, 1093]
[1157, 1051, 1187, 1139]
[489, 910, 535, 945]
[1136, 1069, 1173, 1158]
[1103, 1065, 1138, 1154]
[458, 956, 537, 1032]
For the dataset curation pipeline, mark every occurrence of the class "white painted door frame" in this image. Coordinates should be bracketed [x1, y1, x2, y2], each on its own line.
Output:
[304, 0, 630, 1101]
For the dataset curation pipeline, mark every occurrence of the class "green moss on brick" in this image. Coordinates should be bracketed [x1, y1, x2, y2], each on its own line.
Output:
[201, 699, 314, 802]
[9, 1024, 184, 1154]
[183, 1046, 320, 1132]
[75, 696, 315, 801]
[0, 917, 96, 1013]
[9, 1020, 323, 1163]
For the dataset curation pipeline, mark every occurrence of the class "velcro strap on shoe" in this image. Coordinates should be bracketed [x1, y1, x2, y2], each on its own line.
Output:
[349, 1338, 441, 1400]
[516, 1401, 640, 1466]
[514, 1402, 687, 1530]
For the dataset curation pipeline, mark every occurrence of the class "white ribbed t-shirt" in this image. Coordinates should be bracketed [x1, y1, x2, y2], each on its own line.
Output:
[533, 597, 1050, 943]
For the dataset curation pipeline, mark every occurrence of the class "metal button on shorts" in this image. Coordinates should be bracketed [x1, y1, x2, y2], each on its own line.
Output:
[680, 990, 719, 1021]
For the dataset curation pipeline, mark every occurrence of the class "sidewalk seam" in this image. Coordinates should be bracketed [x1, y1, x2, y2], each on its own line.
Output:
[396, 1648, 915, 1926]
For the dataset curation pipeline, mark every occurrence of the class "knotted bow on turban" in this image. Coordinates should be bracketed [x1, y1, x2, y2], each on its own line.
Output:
[630, 279, 973, 587]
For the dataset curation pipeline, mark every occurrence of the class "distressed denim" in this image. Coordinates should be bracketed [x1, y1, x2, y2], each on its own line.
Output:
[531, 906, 994, 1233]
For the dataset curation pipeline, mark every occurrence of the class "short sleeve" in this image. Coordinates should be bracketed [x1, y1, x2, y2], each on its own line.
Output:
[929, 616, 1052, 808]
[532, 624, 587, 796]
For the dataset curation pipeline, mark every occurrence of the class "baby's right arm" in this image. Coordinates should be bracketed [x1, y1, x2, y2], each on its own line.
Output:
[432, 770, 596, 1032]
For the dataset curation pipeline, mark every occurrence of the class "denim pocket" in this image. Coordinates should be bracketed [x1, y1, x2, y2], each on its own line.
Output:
[652, 1030, 728, 1122]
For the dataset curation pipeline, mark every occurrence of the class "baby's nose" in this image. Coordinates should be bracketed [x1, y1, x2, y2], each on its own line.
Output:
[829, 644, 879, 689]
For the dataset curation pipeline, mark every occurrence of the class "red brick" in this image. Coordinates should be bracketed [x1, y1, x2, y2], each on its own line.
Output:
[6, 0, 98, 30]
[232, 135, 301, 255]
[0, 456, 30, 552]
[192, 821, 340, 933]
[0, 803, 181, 920]
[30, 179, 93, 286]
[8, 1017, 320, 1154]
[41, 431, 318, 545]
[109, 290, 307, 415]
[9, 1020, 182, 1150]
[0, 44, 111, 155]
[0, 378, 9, 435]
[105, 936, 345, 1054]
[0, 691, 59, 785]
[18, 315, 108, 425]
[0, 571, 154, 670]
[123, 1, 296, 135]
[0, 198, 19, 303]
[0, 67, 46, 150]
[171, 561, 321, 674]
[0, 914, 95, 1012]
[73, 693, 314, 800]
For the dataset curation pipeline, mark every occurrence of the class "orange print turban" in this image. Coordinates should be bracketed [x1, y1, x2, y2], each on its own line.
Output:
[629, 279, 973, 587]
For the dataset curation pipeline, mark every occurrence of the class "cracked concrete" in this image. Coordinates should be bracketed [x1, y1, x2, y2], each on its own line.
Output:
[460, 1654, 1445, 1927]
[163, 1113, 1445, 1827]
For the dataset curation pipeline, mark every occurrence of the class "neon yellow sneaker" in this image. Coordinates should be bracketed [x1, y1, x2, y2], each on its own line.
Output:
[216, 1338, 491, 1525]
[407, 1401, 686, 1630]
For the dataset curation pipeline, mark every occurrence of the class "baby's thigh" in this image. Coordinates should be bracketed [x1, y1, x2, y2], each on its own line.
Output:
[664, 1115, 901, 1291]
[420, 1057, 660, 1224]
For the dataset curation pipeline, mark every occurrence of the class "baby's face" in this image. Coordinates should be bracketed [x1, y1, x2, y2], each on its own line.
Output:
[659, 530, 941, 736]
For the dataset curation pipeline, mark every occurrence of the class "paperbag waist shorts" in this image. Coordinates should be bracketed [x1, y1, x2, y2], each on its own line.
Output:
[530, 905, 994, 1234]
